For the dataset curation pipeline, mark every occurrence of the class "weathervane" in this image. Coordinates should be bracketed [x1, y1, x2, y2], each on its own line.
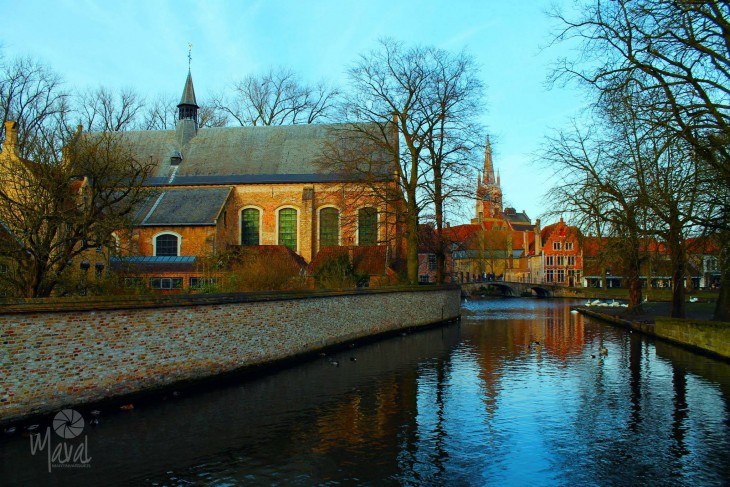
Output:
[188, 42, 193, 71]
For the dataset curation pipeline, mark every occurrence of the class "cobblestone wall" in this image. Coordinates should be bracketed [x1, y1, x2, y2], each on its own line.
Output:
[0, 287, 460, 424]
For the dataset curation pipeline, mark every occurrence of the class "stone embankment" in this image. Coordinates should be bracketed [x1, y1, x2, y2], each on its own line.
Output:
[576, 306, 730, 361]
[0, 286, 461, 425]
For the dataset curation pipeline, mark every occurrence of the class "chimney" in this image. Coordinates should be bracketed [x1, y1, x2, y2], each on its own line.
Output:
[3, 121, 19, 156]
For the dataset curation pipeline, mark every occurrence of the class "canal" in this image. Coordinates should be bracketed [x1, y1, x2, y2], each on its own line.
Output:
[2, 298, 730, 486]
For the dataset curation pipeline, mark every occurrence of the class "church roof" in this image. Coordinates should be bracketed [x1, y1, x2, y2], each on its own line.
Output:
[133, 187, 232, 226]
[118, 123, 391, 184]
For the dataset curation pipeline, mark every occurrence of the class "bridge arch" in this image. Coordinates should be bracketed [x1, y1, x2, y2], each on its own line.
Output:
[460, 281, 555, 298]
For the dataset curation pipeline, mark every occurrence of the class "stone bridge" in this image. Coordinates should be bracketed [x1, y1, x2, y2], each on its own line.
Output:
[461, 281, 580, 298]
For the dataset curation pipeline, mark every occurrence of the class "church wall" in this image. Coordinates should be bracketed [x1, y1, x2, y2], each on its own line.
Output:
[134, 225, 218, 257]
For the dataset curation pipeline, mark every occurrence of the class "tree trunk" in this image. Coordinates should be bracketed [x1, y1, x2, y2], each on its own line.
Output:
[405, 194, 419, 285]
[714, 236, 730, 321]
[433, 175, 445, 284]
[627, 246, 643, 310]
[628, 274, 642, 311]
[669, 242, 686, 319]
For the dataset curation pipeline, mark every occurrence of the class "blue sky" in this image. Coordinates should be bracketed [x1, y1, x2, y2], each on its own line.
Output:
[1, 0, 587, 223]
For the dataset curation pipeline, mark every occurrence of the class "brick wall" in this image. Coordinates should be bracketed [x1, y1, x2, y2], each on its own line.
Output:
[0, 287, 460, 425]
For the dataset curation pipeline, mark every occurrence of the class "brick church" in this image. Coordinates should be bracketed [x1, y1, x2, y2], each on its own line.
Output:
[107, 70, 400, 291]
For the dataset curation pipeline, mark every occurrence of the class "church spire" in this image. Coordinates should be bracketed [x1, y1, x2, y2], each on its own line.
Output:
[177, 43, 199, 124]
[482, 135, 495, 185]
[177, 71, 199, 122]
[176, 43, 199, 147]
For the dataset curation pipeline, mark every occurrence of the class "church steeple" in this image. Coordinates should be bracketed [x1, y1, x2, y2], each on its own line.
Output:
[474, 135, 503, 221]
[482, 136, 495, 185]
[177, 70, 199, 124]
[176, 44, 199, 147]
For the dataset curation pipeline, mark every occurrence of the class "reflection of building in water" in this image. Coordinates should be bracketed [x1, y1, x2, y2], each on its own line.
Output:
[310, 376, 415, 454]
[542, 306, 586, 360]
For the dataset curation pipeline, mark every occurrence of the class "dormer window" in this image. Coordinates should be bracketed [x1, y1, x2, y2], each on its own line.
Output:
[170, 150, 182, 166]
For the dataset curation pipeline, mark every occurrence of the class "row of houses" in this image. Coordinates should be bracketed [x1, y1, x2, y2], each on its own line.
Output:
[417, 143, 721, 290]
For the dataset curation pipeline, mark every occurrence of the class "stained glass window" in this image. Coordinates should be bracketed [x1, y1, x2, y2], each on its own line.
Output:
[319, 207, 339, 247]
[279, 208, 297, 251]
[241, 208, 260, 246]
[358, 207, 377, 246]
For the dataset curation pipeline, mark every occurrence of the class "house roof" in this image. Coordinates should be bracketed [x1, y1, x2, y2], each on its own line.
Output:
[114, 122, 392, 184]
[109, 255, 198, 273]
[133, 187, 232, 226]
[686, 237, 721, 254]
[540, 219, 581, 243]
[503, 207, 531, 224]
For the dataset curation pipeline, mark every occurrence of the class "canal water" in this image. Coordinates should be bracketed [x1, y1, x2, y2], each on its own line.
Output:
[2, 298, 730, 486]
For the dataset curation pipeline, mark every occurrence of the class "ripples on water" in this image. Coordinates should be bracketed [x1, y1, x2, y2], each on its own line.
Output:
[2, 298, 729, 486]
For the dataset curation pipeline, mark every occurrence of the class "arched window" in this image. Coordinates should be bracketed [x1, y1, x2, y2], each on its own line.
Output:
[319, 207, 339, 248]
[278, 208, 298, 251]
[155, 233, 179, 256]
[241, 208, 260, 246]
[358, 207, 378, 246]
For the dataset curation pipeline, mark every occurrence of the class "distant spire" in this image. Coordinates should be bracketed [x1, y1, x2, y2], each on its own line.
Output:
[483, 135, 495, 185]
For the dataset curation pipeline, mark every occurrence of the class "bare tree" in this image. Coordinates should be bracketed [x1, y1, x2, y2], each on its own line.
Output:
[141, 94, 177, 130]
[420, 48, 484, 283]
[0, 124, 152, 297]
[214, 67, 339, 126]
[543, 120, 648, 309]
[0, 54, 152, 297]
[0, 54, 68, 156]
[75, 86, 145, 132]
[325, 39, 485, 284]
[550, 0, 730, 319]
[142, 93, 228, 130]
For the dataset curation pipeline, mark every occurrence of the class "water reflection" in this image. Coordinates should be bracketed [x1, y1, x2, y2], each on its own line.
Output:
[1, 298, 729, 486]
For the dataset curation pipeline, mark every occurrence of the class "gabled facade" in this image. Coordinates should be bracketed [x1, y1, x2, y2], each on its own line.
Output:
[537, 218, 582, 286]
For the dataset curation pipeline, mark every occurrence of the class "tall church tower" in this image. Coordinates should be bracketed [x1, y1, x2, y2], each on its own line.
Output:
[475, 136, 503, 221]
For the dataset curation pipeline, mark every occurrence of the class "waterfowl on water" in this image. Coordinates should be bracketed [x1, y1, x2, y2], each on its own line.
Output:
[119, 404, 134, 411]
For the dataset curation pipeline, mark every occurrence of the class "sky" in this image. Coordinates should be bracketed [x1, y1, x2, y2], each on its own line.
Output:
[1, 0, 588, 224]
